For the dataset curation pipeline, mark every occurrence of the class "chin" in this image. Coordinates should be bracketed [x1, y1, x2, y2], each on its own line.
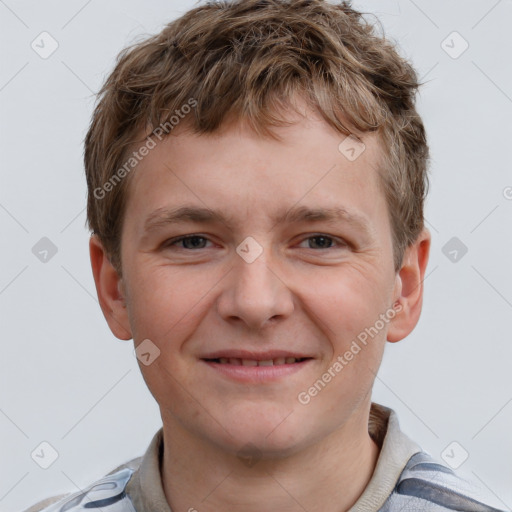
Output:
[224, 429, 307, 460]
[211, 405, 317, 459]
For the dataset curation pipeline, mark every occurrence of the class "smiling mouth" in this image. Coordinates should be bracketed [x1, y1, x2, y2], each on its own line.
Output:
[201, 354, 313, 383]
[203, 357, 311, 366]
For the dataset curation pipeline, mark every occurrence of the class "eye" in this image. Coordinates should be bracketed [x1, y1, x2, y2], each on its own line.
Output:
[164, 235, 212, 250]
[297, 234, 347, 250]
[162, 234, 348, 251]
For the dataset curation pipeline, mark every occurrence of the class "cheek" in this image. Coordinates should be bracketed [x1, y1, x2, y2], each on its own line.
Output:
[125, 263, 210, 342]
[307, 266, 392, 342]
[126, 270, 204, 407]
[304, 266, 392, 399]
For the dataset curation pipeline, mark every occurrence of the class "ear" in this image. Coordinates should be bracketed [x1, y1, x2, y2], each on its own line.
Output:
[89, 234, 132, 340]
[387, 227, 431, 343]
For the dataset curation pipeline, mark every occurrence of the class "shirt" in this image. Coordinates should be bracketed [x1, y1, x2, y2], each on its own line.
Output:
[23, 403, 505, 512]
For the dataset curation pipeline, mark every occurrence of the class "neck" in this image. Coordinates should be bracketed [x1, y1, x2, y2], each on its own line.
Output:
[160, 405, 381, 512]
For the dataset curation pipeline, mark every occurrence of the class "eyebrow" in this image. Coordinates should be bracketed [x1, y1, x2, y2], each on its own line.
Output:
[143, 204, 373, 237]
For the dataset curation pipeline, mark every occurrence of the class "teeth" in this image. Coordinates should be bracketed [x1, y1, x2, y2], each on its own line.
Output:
[215, 357, 304, 365]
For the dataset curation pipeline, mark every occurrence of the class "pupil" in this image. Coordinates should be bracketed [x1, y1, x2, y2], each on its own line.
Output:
[311, 236, 331, 249]
[185, 237, 205, 249]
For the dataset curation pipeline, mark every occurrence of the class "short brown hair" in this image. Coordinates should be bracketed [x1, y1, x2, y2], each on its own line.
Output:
[85, 0, 429, 275]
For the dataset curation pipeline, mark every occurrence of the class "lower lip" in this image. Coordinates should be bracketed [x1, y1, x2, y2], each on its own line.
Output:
[201, 359, 312, 383]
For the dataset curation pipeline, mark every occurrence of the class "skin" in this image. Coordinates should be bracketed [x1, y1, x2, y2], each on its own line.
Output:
[90, 98, 430, 512]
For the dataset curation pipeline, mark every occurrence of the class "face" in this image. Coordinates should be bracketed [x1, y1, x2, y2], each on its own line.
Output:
[110, 104, 409, 457]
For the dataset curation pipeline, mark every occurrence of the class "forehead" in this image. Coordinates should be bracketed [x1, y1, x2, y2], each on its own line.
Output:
[122, 105, 387, 236]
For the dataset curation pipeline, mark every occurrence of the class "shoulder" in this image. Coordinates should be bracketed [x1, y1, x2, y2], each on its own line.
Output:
[380, 451, 506, 511]
[22, 493, 70, 512]
[22, 464, 139, 512]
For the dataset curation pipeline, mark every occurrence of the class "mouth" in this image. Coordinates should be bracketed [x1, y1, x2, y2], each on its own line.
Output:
[203, 356, 310, 366]
[200, 351, 314, 383]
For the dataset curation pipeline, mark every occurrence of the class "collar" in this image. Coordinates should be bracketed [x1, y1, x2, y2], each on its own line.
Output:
[348, 404, 421, 511]
[125, 404, 421, 512]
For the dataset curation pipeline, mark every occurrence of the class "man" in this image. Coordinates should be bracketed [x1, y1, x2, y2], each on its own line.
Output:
[24, 1, 505, 510]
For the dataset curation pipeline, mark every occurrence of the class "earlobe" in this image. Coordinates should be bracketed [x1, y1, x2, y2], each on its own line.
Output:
[387, 228, 431, 343]
[89, 235, 132, 340]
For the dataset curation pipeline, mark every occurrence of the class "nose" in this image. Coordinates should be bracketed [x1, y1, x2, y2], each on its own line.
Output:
[216, 245, 294, 331]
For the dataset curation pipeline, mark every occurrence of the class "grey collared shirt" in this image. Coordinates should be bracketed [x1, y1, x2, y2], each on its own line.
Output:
[23, 405, 505, 512]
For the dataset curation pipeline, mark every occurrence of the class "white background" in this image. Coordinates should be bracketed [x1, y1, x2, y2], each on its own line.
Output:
[0, 1, 511, 510]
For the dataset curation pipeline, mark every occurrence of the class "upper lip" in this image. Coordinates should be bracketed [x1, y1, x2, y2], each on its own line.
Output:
[201, 350, 313, 360]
